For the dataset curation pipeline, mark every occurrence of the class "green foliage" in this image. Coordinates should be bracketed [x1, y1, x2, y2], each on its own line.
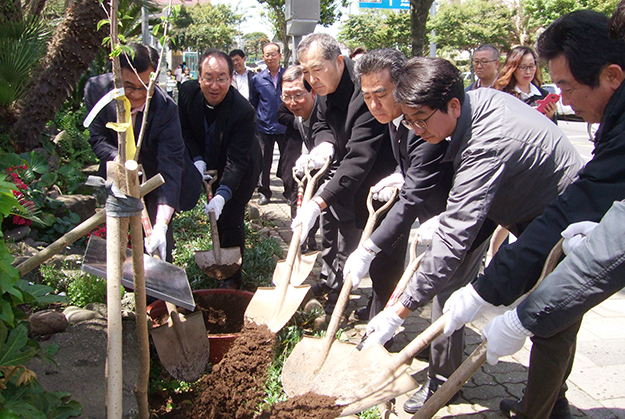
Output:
[171, 3, 243, 52]
[338, 9, 412, 57]
[0, 19, 50, 110]
[428, 0, 513, 55]
[66, 273, 107, 308]
[243, 32, 271, 61]
[52, 106, 98, 167]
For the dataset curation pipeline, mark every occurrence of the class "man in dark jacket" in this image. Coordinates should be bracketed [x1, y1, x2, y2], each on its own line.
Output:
[84, 43, 201, 262]
[292, 33, 397, 314]
[343, 48, 453, 321]
[443, 10, 625, 419]
[178, 50, 261, 288]
[277, 65, 319, 251]
[229, 49, 254, 101]
[363, 56, 584, 413]
[250, 43, 287, 205]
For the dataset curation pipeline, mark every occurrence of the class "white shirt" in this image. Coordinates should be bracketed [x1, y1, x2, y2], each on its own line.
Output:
[515, 83, 542, 101]
[232, 70, 250, 100]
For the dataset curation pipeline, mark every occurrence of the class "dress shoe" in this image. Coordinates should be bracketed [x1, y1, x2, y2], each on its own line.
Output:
[219, 278, 241, 290]
[403, 377, 460, 414]
[307, 236, 318, 251]
[258, 194, 270, 205]
[311, 282, 330, 297]
[500, 398, 573, 419]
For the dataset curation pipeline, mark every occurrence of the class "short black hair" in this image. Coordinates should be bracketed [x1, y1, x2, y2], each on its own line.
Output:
[199, 49, 234, 77]
[120, 43, 159, 73]
[475, 44, 500, 61]
[355, 48, 406, 85]
[229, 49, 245, 59]
[537, 10, 625, 88]
[395, 57, 465, 113]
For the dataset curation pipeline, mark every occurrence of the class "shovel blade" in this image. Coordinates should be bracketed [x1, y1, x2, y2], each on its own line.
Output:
[282, 336, 357, 396]
[245, 285, 310, 333]
[150, 311, 210, 382]
[194, 247, 242, 280]
[272, 251, 319, 287]
[338, 371, 417, 416]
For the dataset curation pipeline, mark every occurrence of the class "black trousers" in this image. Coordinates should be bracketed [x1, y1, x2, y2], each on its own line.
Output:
[257, 132, 285, 199]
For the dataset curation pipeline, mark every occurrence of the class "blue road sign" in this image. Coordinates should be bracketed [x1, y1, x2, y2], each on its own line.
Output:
[359, 0, 410, 10]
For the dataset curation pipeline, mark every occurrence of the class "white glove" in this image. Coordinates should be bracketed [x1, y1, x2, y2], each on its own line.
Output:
[344, 239, 379, 290]
[194, 160, 207, 177]
[307, 142, 334, 170]
[295, 154, 310, 177]
[561, 221, 599, 255]
[442, 283, 491, 336]
[371, 172, 404, 202]
[291, 200, 322, 245]
[417, 215, 440, 246]
[205, 195, 226, 220]
[144, 222, 168, 260]
[363, 309, 405, 349]
[482, 308, 533, 365]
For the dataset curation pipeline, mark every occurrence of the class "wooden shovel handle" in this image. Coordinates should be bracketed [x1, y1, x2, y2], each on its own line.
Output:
[202, 172, 222, 259]
[361, 188, 398, 244]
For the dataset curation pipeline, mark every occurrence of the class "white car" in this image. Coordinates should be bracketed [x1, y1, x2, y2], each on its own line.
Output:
[542, 83, 583, 122]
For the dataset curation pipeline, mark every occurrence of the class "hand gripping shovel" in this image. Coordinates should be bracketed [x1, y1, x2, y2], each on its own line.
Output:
[307, 239, 565, 417]
[411, 238, 564, 419]
[281, 187, 399, 397]
[271, 167, 320, 288]
[144, 219, 210, 382]
[194, 171, 242, 280]
[244, 159, 331, 333]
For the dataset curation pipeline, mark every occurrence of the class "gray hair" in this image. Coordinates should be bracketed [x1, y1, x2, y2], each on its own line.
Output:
[355, 48, 407, 85]
[297, 33, 341, 61]
[475, 44, 500, 60]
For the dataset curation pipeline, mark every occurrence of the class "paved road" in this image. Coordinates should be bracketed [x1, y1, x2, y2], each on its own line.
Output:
[558, 120, 596, 162]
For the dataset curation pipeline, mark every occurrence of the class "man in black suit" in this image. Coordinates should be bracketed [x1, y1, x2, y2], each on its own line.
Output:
[277, 65, 319, 251]
[178, 50, 261, 289]
[344, 49, 453, 320]
[292, 34, 397, 314]
[84, 43, 201, 262]
[229, 49, 254, 101]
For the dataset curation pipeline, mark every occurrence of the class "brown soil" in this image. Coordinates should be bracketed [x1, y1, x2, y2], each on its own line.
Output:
[203, 263, 240, 280]
[194, 293, 250, 334]
[188, 321, 276, 418]
[259, 393, 342, 419]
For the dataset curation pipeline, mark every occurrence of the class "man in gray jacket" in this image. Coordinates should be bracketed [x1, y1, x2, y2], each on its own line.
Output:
[363, 56, 584, 414]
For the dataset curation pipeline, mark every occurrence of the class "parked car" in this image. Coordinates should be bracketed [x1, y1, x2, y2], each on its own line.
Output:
[542, 83, 584, 121]
[255, 60, 267, 71]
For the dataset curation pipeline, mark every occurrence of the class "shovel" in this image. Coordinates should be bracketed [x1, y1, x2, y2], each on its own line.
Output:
[244, 159, 331, 333]
[281, 187, 399, 397]
[142, 215, 210, 382]
[306, 239, 565, 417]
[194, 171, 242, 280]
[272, 167, 320, 287]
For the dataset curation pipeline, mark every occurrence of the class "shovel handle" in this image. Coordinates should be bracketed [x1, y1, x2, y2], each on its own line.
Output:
[361, 188, 398, 245]
[203, 173, 222, 261]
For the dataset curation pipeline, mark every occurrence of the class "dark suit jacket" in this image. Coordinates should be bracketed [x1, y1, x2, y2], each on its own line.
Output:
[84, 73, 201, 211]
[178, 81, 261, 203]
[313, 57, 396, 228]
[370, 123, 454, 253]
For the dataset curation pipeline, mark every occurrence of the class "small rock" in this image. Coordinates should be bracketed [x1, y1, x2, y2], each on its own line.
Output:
[313, 314, 330, 331]
[29, 310, 68, 336]
[249, 221, 263, 231]
[258, 227, 272, 238]
[64, 306, 104, 324]
[5, 226, 31, 242]
[304, 298, 324, 316]
[46, 184, 62, 199]
[85, 303, 107, 318]
[248, 205, 260, 220]
[121, 292, 136, 313]
[54, 195, 97, 223]
[121, 310, 136, 320]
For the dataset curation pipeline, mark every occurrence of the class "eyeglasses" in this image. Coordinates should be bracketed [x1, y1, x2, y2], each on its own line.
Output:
[281, 92, 308, 103]
[517, 64, 536, 72]
[401, 108, 438, 131]
[201, 76, 229, 85]
[473, 59, 497, 66]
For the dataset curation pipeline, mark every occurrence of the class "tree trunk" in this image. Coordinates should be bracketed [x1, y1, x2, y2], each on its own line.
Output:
[410, 0, 434, 57]
[12, 0, 106, 151]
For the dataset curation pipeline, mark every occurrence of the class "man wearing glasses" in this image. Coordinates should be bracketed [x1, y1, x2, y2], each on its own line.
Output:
[250, 43, 287, 206]
[466, 44, 500, 91]
[362, 56, 584, 413]
[85, 43, 202, 262]
[178, 49, 261, 289]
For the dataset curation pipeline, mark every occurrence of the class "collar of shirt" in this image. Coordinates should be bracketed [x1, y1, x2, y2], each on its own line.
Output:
[514, 83, 542, 100]
[392, 114, 402, 130]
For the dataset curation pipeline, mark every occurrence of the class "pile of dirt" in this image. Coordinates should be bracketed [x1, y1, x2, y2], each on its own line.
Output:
[195, 292, 250, 334]
[259, 393, 342, 419]
[189, 321, 276, 418]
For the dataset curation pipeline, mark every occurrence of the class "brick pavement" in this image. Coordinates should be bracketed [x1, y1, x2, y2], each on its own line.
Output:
[249, 150, 625, 419]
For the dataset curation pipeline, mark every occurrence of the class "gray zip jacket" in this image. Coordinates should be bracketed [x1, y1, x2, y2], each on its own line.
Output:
[400, 88, 584, 311]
